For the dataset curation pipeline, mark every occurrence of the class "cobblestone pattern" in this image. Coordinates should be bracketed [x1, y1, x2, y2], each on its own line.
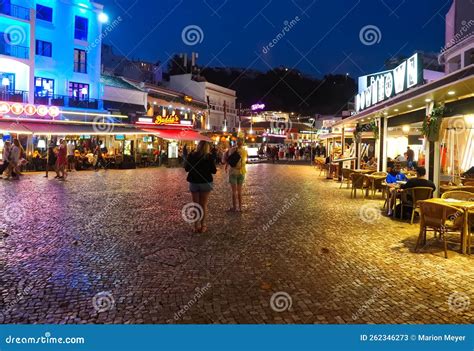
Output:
[0, 165, 473, 324]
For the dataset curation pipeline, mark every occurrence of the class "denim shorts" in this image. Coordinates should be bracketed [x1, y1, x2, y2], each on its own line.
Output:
[189, 182, 213, 193]
[229, 173, 245, 185]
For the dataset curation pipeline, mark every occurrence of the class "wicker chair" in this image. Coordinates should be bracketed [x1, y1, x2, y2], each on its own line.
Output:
[340, 168, 354, 189]
[441, 191, 474, 201]
[400, 187, 434, 224]
[458, 186, 474, 194]
[367, 172, 388, 199]
[463, 181, 474, 187]
[416, 201, 464, 258]
[350, 173, 369, 199]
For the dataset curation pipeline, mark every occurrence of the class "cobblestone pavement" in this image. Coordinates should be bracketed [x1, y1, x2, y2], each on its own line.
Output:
[0, 164, 473, 324]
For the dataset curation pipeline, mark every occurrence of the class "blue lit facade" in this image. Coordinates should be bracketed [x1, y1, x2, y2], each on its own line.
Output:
[0, 0, 105, 113]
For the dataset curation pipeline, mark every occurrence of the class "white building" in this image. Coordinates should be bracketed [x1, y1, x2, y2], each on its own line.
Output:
[167, 74, 237, 132]
[0, 0, 106, 112]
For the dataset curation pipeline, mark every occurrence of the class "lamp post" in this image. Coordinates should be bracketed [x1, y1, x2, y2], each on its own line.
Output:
[309, 118, 315, 165]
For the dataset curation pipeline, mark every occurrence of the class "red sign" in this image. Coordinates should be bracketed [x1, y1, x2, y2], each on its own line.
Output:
[0, 101, 61, 118]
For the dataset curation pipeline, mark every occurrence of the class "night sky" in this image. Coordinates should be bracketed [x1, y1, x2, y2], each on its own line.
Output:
[99, 0, 450, 78]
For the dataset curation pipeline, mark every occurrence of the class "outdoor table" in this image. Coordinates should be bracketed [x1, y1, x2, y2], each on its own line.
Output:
[353, 169, 375, 174]
[421, 198, 474, 254]
[440, 185, 467, 194]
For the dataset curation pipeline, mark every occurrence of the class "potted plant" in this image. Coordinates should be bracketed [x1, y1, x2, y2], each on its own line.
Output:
[422, 105, 445, 142]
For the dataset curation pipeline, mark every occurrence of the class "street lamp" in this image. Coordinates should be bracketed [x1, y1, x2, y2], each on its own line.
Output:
[309, 118, 315, 165]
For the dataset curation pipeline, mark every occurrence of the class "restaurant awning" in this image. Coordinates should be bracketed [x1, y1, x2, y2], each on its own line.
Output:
[142, 128, 211, 142]
[0, 119, 147, 135]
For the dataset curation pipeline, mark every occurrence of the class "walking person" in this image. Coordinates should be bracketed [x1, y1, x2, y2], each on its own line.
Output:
[0, 141, 11, 179]
[45, 141, 58, 178]
[225, 138, 248, 212]
[184, 140, 217, 233]
[7, 139, 21, 180]
[56, 139, 68, 180]
[94, 144, 106, 171]
[67, 141, 75, 171]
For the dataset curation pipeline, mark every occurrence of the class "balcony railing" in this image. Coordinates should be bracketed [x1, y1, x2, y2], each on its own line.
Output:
[0, 3, 30, 21]
[0, 90, 28, 103]
[34, 94, 101, 110]
[0, 42, 29, 59]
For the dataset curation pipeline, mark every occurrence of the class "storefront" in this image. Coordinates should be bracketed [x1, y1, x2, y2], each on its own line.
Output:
[335, 54, 474, 194]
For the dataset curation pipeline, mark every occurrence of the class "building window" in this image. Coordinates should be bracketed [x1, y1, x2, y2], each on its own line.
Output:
[69, 82, 89, 100]
[35, 40, 52, 57]
[35, 77, 54, 97]
[36, 4, 53, 22]
[74, 16, 88, 41]
[0, 72, 15, 91]
[74, 49, 87, 73]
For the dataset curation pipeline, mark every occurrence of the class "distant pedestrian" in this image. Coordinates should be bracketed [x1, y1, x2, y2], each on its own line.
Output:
[67, 141, 75, 171]
[56, 139, 68, 180]
[94, 144, 106, 171]
[184, 141, 217, 233]
[225, 138, 248, 212]
[7, 139, 21, 180]
[45, 141, 58, 178]
[0, 141, 11, 179]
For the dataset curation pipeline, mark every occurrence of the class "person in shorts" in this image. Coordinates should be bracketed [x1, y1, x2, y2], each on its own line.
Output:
[184, 140, 217, 233]
[225, 138, 248, 212]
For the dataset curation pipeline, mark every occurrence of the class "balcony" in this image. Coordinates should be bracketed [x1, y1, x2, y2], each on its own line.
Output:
[0, 42, 29, 59]
[34, 94, 101, 110]
[0, 3, 30, 21]
[0, 89, 28, 102]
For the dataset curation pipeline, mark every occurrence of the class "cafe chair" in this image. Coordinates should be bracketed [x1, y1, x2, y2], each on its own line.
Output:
[400, 187, 434, 224]
[416, 201, 464, 258]
[350, 173, 368, 199]
[463, 181, 474, 187]
[367, 172, 387, 199]
[340, 168, 354, 189]
[441, 191, 474, 201]
[458, 186, 474, 194]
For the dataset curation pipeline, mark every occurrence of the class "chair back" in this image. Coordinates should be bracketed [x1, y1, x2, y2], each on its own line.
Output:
[372, 172, 387, 177]
[403, 187, 434, 204]
[463, 181, 474, 186]
[351, 173, 367, 189]
[419, 201, 464, 229]
[441, 191, 474, 201]
[459, 186, 474, 194]
[341, 168, 354, 178]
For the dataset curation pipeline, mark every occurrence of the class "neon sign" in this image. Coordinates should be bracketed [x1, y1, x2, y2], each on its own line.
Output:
[0, 101, 61, 118]
[155, 115, 180, 125]
[251, 103, 265, 111]
[355, 53, 422, 113]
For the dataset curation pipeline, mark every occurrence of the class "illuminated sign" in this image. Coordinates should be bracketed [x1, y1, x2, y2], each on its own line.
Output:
[155, 115, 180, 125]
[184, 95, 193, 103]
[0, 101, 61, 118]
[355, 53, 422, 113]
[251, 103, 265, 111]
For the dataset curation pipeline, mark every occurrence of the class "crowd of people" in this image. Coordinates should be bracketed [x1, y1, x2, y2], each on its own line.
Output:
[0, 139, 26, 180]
